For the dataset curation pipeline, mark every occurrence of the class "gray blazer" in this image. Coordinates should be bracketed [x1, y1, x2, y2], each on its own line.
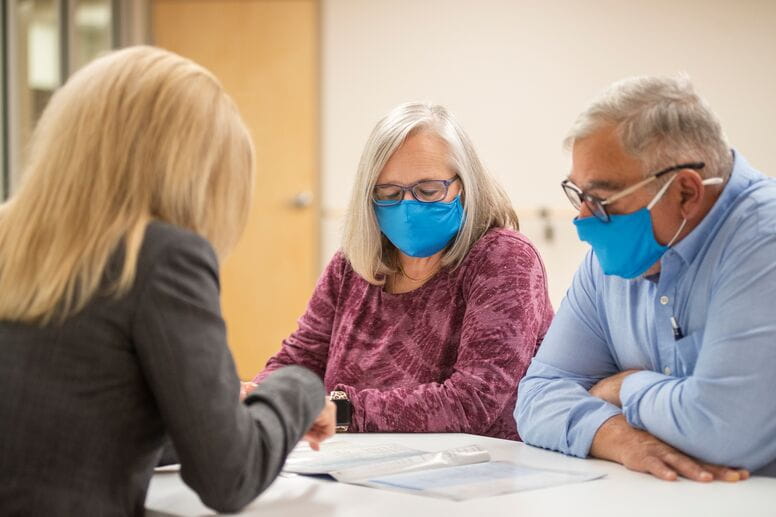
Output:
[0, 221, 324, 515]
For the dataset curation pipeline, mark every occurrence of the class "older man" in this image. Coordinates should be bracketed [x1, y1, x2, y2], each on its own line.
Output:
[516, 76, 776, 481]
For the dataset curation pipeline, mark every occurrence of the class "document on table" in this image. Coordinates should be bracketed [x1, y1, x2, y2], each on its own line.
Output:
[283, 441, 604, 500]
[153, 464, 181, 473]
[283, 441, 489, 482]
[364, 461, 605, 501]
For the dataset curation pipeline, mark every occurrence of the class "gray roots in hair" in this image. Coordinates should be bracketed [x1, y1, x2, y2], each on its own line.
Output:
[565, 74, 733, 181]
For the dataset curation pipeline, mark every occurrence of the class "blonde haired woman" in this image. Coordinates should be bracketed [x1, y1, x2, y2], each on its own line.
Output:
[252, 103, 553, 440]
[0, 46, 334, 514]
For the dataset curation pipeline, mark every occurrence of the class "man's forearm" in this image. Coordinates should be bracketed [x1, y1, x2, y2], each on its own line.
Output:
[589, 414, 630, 463]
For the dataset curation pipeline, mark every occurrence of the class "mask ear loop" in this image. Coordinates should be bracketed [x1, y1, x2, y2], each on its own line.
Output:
[665, 177, 725, 247]
[666, 218, 688, 248]
[646, 175, 677, 210]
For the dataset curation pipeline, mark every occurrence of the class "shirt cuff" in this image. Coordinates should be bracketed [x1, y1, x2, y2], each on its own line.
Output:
[567, 401, 622, 458]
[620, 370, 667, 430]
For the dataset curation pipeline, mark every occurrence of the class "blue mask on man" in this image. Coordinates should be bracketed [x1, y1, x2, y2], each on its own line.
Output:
[374, 195, 464, 258]
[574, 176, 723, 278]
[575, 206, 672, 279]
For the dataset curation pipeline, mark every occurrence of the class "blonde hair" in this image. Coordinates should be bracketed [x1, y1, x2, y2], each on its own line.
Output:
[342, 102, 518, 284]
[0, 46, 254, 324]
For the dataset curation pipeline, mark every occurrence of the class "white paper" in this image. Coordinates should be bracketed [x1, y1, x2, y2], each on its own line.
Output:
[153, 464, 181, 473]
[283, 441, 489, 482]
[283, 442, 424, 475]
[330, 445, 490, 483]
[364, 461, 605, 501]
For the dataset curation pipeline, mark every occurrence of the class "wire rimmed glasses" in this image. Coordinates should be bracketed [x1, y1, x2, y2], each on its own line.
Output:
[372, 175, 460, 206]
[561, 162, 705, 222]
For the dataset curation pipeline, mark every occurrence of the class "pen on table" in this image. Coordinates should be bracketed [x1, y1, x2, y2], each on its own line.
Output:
[670, 316, 684, 340]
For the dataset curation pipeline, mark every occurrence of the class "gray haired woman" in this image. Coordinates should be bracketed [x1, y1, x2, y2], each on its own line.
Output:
[252, 102, 554, 440]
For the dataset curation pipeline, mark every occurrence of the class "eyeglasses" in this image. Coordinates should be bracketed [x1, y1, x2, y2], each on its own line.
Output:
[561, 162, 705, 222]
[372, 175, 460, 206]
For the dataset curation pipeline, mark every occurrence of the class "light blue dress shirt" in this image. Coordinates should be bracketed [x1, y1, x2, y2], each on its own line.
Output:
[516, 152, 776, 476]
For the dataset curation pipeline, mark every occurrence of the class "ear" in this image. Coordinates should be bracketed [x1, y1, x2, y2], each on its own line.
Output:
[676, 169, 705, 218]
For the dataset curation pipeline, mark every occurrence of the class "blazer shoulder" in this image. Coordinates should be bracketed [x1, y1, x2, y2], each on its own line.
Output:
[136, 221, 218, 278]
[142, 220, 215, 256]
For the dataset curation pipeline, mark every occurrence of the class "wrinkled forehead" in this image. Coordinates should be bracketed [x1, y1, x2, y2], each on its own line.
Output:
[377, 131, 456, 184]
[567, 125, 645, 194]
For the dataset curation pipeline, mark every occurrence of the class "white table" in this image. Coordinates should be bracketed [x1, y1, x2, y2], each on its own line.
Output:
[145, 433, 775, 517]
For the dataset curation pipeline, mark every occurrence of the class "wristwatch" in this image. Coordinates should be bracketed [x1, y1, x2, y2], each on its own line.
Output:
[329, 390, 352, 433]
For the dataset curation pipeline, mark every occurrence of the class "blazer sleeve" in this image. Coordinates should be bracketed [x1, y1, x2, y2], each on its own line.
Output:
[131, 231, 324, 513]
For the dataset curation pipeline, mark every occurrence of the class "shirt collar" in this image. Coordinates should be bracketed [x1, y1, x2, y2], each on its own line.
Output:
[670, 150, 755, 265]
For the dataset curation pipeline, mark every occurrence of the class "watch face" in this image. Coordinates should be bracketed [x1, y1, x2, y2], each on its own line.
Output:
[332, 397, 352, 426]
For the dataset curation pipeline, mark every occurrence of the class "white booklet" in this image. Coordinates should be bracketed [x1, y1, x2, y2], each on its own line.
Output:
[283, 441, 604, 500]
[283, 442, 489, 482]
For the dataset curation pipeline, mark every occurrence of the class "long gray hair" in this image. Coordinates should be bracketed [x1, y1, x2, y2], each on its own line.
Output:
[342, 102, 518, 285]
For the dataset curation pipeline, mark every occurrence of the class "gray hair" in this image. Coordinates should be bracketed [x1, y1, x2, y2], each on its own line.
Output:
[565, 74, 733, 182]
[342, 102, 518, 285]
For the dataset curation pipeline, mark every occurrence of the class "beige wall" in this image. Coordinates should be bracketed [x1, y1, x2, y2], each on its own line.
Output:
[320, 0, 776, 307]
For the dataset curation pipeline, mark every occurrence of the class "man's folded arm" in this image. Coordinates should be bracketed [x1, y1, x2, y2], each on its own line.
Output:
[517, 251, 621, 457]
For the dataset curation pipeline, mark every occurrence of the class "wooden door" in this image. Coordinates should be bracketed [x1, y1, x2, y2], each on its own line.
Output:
[153, 0, 319, 379]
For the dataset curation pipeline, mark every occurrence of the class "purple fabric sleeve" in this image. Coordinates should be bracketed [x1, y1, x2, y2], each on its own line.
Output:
[255, 228, 553, 440]
[253, 256, 345, 383]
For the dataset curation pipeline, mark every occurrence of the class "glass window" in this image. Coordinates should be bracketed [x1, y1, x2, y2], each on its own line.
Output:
[7, 0, 63, 193]
[71, 0, 113, 72]
[4, 0, 115, 195]
[1, 3, 7, 200]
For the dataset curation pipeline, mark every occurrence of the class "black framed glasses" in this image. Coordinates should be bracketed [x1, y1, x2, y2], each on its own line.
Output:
[561, 162, 705, 222]
[372, 175, 460, 206]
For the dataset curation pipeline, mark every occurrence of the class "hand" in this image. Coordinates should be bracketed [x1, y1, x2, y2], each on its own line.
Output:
[589, 369, 640, 407]
[239, 381, 258, 401]
[591, 415, 749, 482]
[303, 399, 336, 451]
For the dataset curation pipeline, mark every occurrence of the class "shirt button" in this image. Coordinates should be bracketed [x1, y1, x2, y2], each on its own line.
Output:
[664, 366, 672, 375]
[660, 296, 670, 305]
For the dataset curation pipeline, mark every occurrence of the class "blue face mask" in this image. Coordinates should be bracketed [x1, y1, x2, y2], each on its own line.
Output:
[374, 195, 464, 258]
[574, 176, 722, 278]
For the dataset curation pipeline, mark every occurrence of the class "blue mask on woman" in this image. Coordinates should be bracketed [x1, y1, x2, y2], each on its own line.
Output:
[574, 176, 722, 278]
[374, 195, 464, 258]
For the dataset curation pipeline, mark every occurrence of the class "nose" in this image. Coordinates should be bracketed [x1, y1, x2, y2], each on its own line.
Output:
[577, 201, 594, 219]
[402, 189, 415, 201]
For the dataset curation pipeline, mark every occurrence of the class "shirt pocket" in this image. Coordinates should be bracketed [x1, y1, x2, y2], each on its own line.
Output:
[675, 332, 701, 376]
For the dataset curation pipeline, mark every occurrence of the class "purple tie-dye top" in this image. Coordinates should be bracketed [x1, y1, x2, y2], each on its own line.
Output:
[254, 227, 553, 440]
